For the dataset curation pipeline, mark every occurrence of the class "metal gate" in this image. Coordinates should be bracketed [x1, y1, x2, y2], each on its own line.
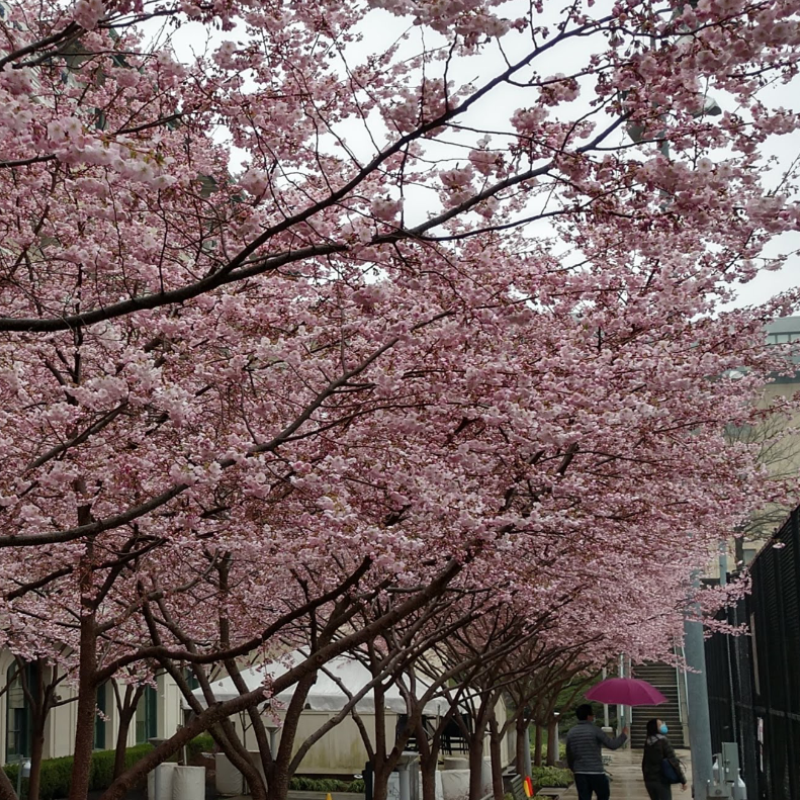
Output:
[705, 507, 800, 800]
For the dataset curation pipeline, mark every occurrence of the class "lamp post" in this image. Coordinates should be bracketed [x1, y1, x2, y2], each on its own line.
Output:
[683, 572, 715, 799]
[547, 713, 560, 766]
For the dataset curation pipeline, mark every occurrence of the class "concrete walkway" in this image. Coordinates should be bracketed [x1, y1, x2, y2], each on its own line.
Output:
[558, 748, 692, 800]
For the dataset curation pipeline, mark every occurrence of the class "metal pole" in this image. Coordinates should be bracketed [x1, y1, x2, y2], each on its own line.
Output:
[398, 765, 410, 800]
[685, 571, 714, 799]
[602, 668, 609, 728]
[719, 543, 740, 750]
[547, 715, 560, 765]
[618, 655, 626, 737]
[523, 724, 532, 779]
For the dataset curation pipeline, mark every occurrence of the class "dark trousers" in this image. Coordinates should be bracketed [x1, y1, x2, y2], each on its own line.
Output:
[574, 773, 610, 800]
[644, 782, 672, 800]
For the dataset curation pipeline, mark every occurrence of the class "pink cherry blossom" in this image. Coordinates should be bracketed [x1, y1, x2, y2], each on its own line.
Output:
[0, 1, 798, 799]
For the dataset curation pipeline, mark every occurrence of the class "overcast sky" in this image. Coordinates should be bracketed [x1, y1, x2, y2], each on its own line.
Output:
[155, 0, 799, 313]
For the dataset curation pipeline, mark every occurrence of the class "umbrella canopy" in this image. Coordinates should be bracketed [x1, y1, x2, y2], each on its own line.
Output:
[584, 677, 668, 706]
[185, 651, 451, 716]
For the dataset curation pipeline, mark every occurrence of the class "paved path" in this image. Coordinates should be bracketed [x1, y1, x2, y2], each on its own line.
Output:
[558, 748, 692, 800]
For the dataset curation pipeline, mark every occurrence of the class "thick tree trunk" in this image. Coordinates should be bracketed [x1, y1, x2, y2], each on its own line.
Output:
[488, 715, 504, 800]
[420, 761, 437, 800]
[27, 727, 46, 800]
[416, 716, 438, 800]
[0, 768, 17, 800]
[266, 671, 316, 800]
[545, 720, 557, 767]
[372, 763, 391, 800]
[25, 662, 49, 800]
[468, 731, 485, 800]
[69, 540, 98, 800]
[370, 683, 390, 800]
[113, 710, 132, 780]
[113, 683, 145, 779]
[69, 614, 98, 800]
[265, 766, 289, 800]
[533, 726, 542, 767]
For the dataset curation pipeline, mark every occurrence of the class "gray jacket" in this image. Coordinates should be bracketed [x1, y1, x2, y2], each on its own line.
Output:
[566, 721, 627, 774]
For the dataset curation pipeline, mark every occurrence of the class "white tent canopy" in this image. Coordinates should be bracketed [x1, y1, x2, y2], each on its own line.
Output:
[185, 651, 451, 716]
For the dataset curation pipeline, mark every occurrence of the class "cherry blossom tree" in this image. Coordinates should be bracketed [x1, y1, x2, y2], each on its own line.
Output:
[1, 0, 800, 799]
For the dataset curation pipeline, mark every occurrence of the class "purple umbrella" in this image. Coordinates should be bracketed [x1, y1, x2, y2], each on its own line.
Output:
[585, 677, 668, 706]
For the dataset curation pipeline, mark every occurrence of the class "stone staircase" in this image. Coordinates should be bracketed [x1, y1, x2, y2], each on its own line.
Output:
[630, 663, 684, 748]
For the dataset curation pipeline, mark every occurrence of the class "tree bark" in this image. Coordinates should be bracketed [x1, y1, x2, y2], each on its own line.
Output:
[266, 671, 317, 800]
[69, 615, 98, 800]
[100, 559, 463, 800]
[68, 540, 98, 800]
[19, 660, 49, 800]
[488, 713, 504, 800]
[370, 681, 389, 800]
[211, 719, 267, 800]
[468, 729, 485, 800]
[416, 716, 437, 800]
[27, 726, 46, 800]
[545, 720, 557, 767]
[372, 762, 391, 800]
[533, 726, 542, 768]
[0, 768, 17, 800]
[420, 759, 437, 800]
[113, 685, 144, 780]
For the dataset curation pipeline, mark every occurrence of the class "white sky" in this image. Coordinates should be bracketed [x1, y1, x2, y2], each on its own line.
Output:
[151, 0, 800, 311]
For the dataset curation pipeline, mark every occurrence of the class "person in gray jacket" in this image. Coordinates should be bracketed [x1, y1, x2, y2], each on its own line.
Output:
[565, 704, 628, 800]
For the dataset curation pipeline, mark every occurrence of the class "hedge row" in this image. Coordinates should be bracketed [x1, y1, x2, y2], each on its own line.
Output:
[184, 733, 215, 764]
[289, 776, 366, 793]
[2, 744, 155, 800]
[4, 738, 368, 800]
[531, 765, 573, 790]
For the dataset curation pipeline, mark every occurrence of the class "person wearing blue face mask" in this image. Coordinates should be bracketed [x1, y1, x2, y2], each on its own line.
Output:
[641, 718, 687, 799]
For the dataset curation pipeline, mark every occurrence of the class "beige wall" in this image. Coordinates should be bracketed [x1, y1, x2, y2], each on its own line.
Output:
[158, 673, 184, 742]
[705, 375, 800, 580]
[0, 654, 181, 767]
[0, 651, 78, 764]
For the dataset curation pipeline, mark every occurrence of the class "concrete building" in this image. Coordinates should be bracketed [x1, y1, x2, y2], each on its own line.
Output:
[0, 657, 184, 766]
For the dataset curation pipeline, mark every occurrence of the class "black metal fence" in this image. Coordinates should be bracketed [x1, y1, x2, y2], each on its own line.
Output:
[705, 508, 800, 800]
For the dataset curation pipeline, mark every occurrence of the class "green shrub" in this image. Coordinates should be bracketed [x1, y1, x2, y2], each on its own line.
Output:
[39, 756, 74, 799]
[2, 743, 156, 800]
[90, 748, 115, 791]
[288, 776, 364, 793]
[2, 764, 20, 789]
[531, 766, 572, 790]
[186, 733, 216, 763]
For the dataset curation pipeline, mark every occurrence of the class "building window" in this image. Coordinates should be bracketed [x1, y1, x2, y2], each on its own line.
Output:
[5, 663, 34, 761]
[94, 684, 107, 750]
[135, 686, 158, 744]
[184, 668, 200, 691]
[767, 332, 800, 345]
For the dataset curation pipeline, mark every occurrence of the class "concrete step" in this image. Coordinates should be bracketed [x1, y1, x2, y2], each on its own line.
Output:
[633, 674, 679, 685]
[633, 666, 679, 680]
